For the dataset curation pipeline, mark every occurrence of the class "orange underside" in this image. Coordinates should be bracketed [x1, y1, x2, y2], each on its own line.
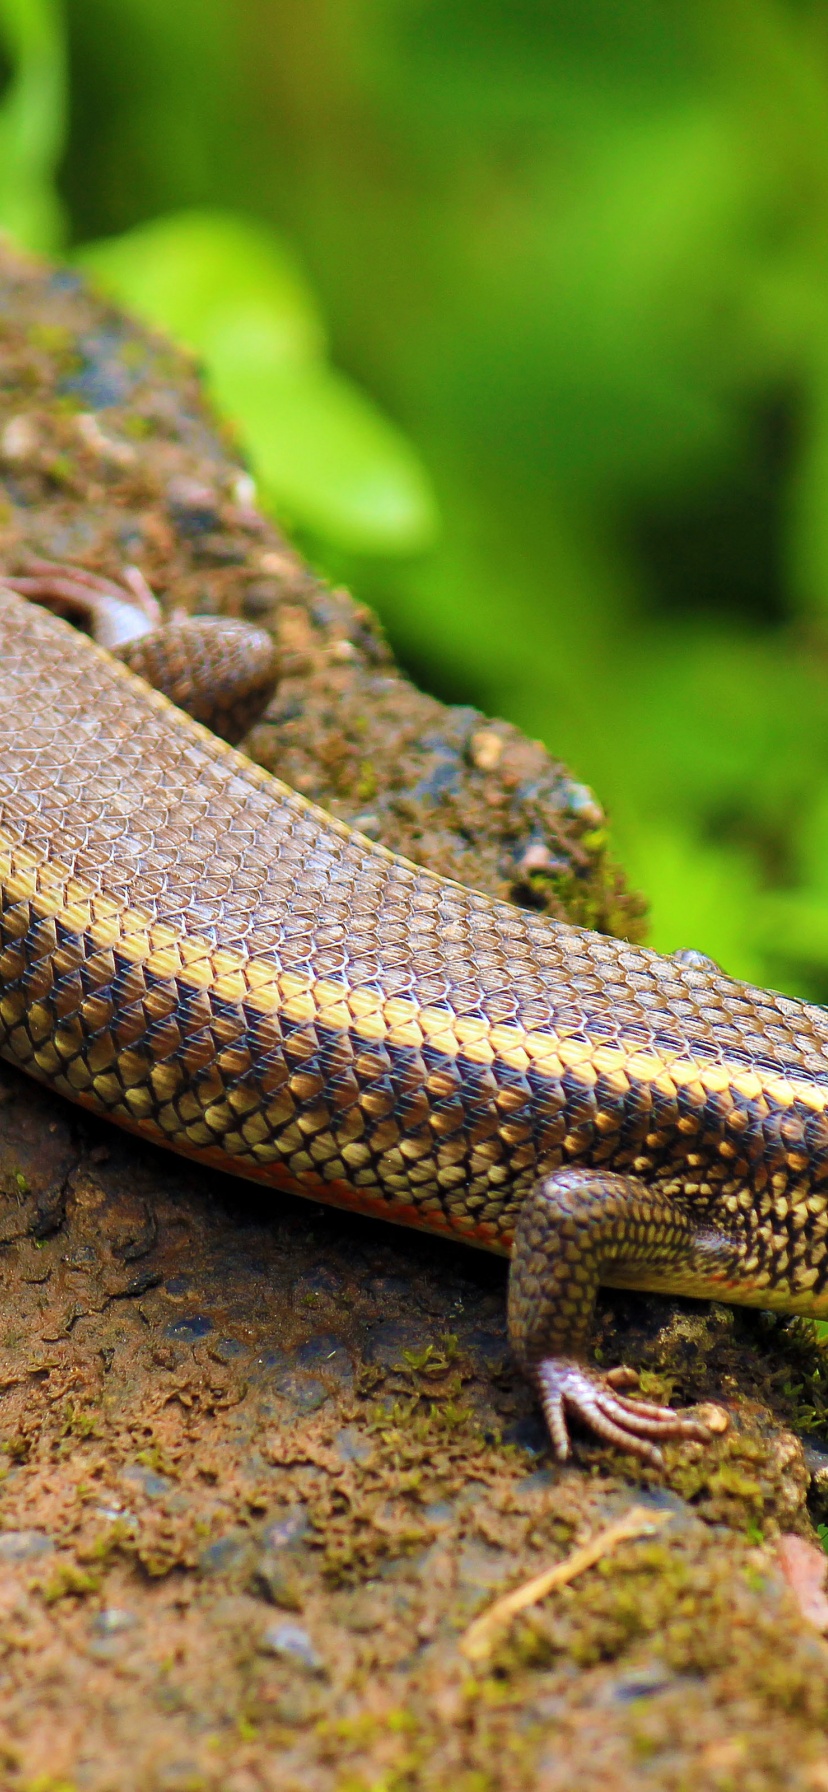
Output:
[75, 1090, 514, 1258]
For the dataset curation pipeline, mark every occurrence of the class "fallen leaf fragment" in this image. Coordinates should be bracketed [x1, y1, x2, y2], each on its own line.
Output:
[777, 1533, 828, 1632]
[459, 1503, 672, 1663]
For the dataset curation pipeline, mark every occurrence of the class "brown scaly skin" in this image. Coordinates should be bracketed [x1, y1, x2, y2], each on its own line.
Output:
[116, 618, 280, 744]
[5, 560, 279, 743]
[5, 575, 828, 1467]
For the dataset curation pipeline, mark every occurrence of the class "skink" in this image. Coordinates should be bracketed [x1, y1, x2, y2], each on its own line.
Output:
[3, 577, 828, 1464]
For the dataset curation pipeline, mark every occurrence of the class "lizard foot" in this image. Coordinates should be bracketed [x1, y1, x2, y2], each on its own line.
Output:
[535, 1357, 712, 1468]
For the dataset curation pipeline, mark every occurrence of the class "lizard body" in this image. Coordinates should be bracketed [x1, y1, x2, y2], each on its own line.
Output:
[2, 579, 827, 1460]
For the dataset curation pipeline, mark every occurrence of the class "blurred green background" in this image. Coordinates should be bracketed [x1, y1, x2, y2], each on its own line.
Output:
[5, 0, 828, 998]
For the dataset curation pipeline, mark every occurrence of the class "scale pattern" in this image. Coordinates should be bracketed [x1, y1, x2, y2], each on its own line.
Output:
[117, 616, 278, 741]
[3, 586, 828, 1300]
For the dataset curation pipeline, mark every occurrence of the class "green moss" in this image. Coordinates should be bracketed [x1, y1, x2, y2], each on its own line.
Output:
[134, 1443, 177, 1476]
[706, 1465, 764, 1505]
[24, 1779, 78, 1792]
[41, 1564, 100, 1604]
[355, 761, 377, 802]
[26, 323, 73, 358]
[60, 1402, 100, 1440]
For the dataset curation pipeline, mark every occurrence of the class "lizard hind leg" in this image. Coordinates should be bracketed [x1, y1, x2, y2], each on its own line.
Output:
[2, 557, 278, 742]
[507, 1167, 717, 1465]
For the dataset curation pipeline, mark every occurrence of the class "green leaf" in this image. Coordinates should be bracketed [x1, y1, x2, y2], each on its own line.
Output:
[75, 208, 325, 367]
[0, 0, 66, 251]
[76, 208, 439, 554]
[619, 821, 770, 988]
[213, 359, 438, 554]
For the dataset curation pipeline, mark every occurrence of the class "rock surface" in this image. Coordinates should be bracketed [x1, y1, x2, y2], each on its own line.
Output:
[0, 240, 827, 1792]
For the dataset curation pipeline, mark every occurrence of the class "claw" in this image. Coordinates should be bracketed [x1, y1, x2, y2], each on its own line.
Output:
[605, 1364, 640, 1391]
[535, 1358, 711, 1467]
[2, 556, 162, 649]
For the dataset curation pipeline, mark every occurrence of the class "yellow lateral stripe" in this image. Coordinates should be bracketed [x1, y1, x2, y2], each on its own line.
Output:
[2, 820, 828, 1115]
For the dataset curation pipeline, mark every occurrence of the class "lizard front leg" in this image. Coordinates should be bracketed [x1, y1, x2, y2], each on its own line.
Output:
[508, 1168, 729, 1464]
[3, 558, 277, 740]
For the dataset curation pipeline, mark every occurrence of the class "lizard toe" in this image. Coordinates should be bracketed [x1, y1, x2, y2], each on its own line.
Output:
[535, 1357, 711, 1466]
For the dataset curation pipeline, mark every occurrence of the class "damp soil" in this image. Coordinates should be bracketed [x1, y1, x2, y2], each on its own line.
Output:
[0, 240, 827, 1792]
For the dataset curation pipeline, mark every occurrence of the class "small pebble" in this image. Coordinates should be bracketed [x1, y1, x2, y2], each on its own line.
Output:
[421, 1501, 456, 1527]
[198, 1532, 251, 1576]
[273, 1369, 330, 1413]
[121, 1464, 172, 1500]
[608, 1667, 674, 1704]
[252, 1553, 303, 1611]
[91, 1608, 137, 1637]
[696, 1403, 729, 1435]
[164, 1276, 191, 1296]
[259, 1622, 324, 1674]
[267, 1683, 326, 1726]
[233, 472, 257, 508]
[333, 1427, 372, 1465]
[94, 1505, 137, 1529]
[295, 1334, 353, 1382]
[252, 1346, 290, 1376]
[457, 1543, 511, 1590]
[62, 1245, 98, 1268]
[0, 1530, 53, 1561]
[75, 411, 135, 466]
[517, 841, 554, 876]
[165, 1313, 212, 1339]
[261, 1505, 309, 1551]
[166, 474, 216, 512]
[561, 781, 604, 826]
[259, 549, 296, 578]
[207, 1336, 249, 1364]
[470, 729, 503, 772]
[1, 415, 37, 461]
